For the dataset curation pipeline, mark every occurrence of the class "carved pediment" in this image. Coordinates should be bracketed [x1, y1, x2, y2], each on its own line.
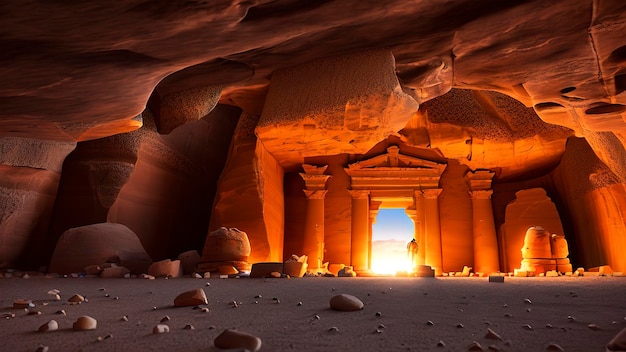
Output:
[345, 146, 447, 190]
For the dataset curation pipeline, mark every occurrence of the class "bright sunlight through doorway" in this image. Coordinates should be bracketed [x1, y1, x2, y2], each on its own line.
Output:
[371, 208, 414, 275]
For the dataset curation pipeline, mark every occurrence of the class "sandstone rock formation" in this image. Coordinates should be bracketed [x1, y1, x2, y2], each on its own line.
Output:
[0, 1, 625, 273]
[48, 223, 152, 275]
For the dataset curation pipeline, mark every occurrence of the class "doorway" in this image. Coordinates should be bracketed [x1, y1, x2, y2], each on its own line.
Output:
[371, 208, 414, 275]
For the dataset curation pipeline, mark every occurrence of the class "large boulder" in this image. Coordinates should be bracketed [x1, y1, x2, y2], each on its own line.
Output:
[49, 223, 152, 274]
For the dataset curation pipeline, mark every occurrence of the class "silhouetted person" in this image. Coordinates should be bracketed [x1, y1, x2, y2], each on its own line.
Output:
[407, 238, 418, 271]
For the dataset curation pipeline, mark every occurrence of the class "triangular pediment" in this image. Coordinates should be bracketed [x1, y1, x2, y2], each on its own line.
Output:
[345, 146, 447, 190]
[348, 145, 445, 170]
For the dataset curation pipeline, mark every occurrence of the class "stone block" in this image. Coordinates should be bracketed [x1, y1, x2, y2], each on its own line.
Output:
[283, 261, 307, 277]
[100, 266, 130, 278]
[546, 270, 560, 277]
[415, 265, 435, 277]
[249, 262, 283, 278]
[178, 250, 201, 275]
[489, 275, 505, 283]
[338, 266, 357, 277]
[148, 259, 182, 278]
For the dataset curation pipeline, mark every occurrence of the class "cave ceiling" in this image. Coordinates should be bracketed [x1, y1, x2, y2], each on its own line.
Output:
[1, 0, 625, 180]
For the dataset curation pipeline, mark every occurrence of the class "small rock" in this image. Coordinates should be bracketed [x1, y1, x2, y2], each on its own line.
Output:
[192, 273, 202, 279]
[160, 316, 170, 323]
[607, 327, 626, 351]
[504, 313, 513, 318]
[468, 341, 484, 351]
[545, 324, 553, 329]
[121, 315, 129, 322]
[270, 271, 282, 278]
[378, 324, 387, 329]
[184, 324, 195, 330]
[437, 340, 446, 347]
[203, 272, 211, 279]
[38, 320, 59, 332]
[68, 294, 85, 303]
[457, 323, 465, 328]
[297, 301, 303, 306]
[375, 329, 383, 333]
[174, 288, 207, 307]
[200, 307, 209, 313]
[375, 312, 382, 317]
[153, 324, 169, 334]
[329, 294, 364, 311]
[314, 314, 320, 320]
[214, 329, 262, 352]
[426, 320, 434, 326]
[35, 345, 49, 352]
[487, 345, 501, 351]
[523, 324, 533, 330]
[13, 299, 33, 309]
[73, 315, 97, 331]
[588, 323, 601, 330]
[546, 343, 565, 351]
[485, 328, 503, 340]
[56, 310, 66, 316]
[328, 326, 339, 332]
[1, 312, 15, 319]
[524, 298, 532, 304]
[28, 310, 42, 315]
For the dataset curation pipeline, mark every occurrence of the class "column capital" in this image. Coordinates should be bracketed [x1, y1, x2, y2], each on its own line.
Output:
[348, 189, 370, 199]
[413, 189, 424, 198]
[422, 188, 443, 199]
[464, 169, 495, 191]
[470, 189, 493, 200]
[303, 189, 328, 199]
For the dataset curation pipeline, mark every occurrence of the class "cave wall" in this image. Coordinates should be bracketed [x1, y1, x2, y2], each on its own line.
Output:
[0, 138, 76, 269]
[209, 112, 285, 263]
[550, 137, 626, 272]
[108, 104, 240, 260]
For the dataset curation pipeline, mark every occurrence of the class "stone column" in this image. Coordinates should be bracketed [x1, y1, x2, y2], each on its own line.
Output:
[300, 165, 331, 272]
[465, 170, 499, 274]
[349, 190, 370, 273]
[302, 190, 328, 271]
[369, 201, 382, 272]
[469, 190, 500, 274]
[413, 190, 426, 266]
[423, 188, 443, 276]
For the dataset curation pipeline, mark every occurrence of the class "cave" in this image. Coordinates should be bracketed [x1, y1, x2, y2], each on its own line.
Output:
[1, 2, 625, 351]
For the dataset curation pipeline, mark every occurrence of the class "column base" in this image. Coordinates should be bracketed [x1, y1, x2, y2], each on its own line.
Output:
[413, 265, 436, 277]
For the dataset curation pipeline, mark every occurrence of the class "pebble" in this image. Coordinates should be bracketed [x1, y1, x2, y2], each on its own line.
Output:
[524, 298, 532, 304]
[375, 312, 382, 317]
[38, 320, 59, 332]
[184, 324, 195, 330]
[437, 340, 446, 347]
[153, 324, 170, 334]
[588, 323, 601, 330]
[68, 294, 85, 303]
[56, 310, 66, 316]
[328, 326, 339, 332]
[546, 343, 565, 351]
[314, 314, 320, 320]
[160, 316, 170, 323]
[426, 320, 434, 326]
[485, 328, 503, 340]
[35, 345, 49, 352]
[13, 299, 33, 309]
[254, 295, 262, 298]
[229, 301, 238, 308]
[457, 323, 465, 328]
[545, 324, 553, 329]
[378, 324, 387, 329]
[375, 329, 383, 333]
[297, 301, 303, 306]
[468, 341, 484, 351]
[73, 315, 97, 331]
[121, 315, 129, 322]
[607, 327, 626, 351]
[1, 312, 15, 319]
[488, 345, 500, 351]
[174, 288, 208, 307]
[28, 310, 42, 315]
[270, 271, 281, 278]
[522, 324, 533, 330]
[214, 329, 262, 352]
[329, 294, 364, 311]
[200, 307, 209, 313]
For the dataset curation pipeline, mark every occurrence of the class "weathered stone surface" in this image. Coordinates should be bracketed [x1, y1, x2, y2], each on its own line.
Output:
[152, 324, 170, 334]
[214, 329, 262, 352]
[249, 262, 283, 278]
[73, 316, 97, 331]
[329, 294, 364, 311]
[48, 223, 152, 275]
[100, 266, 130, 278]
[607, 327, 626, 351]
[148, 259, 182, 278]
[174, 288, 207, 307]
[178, 250, 201, 275]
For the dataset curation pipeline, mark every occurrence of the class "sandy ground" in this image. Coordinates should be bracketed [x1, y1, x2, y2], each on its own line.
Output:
[1, 275, 625, 352]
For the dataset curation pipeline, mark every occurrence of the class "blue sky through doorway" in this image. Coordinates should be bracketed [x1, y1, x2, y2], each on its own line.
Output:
[371, 208, 414, 274]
